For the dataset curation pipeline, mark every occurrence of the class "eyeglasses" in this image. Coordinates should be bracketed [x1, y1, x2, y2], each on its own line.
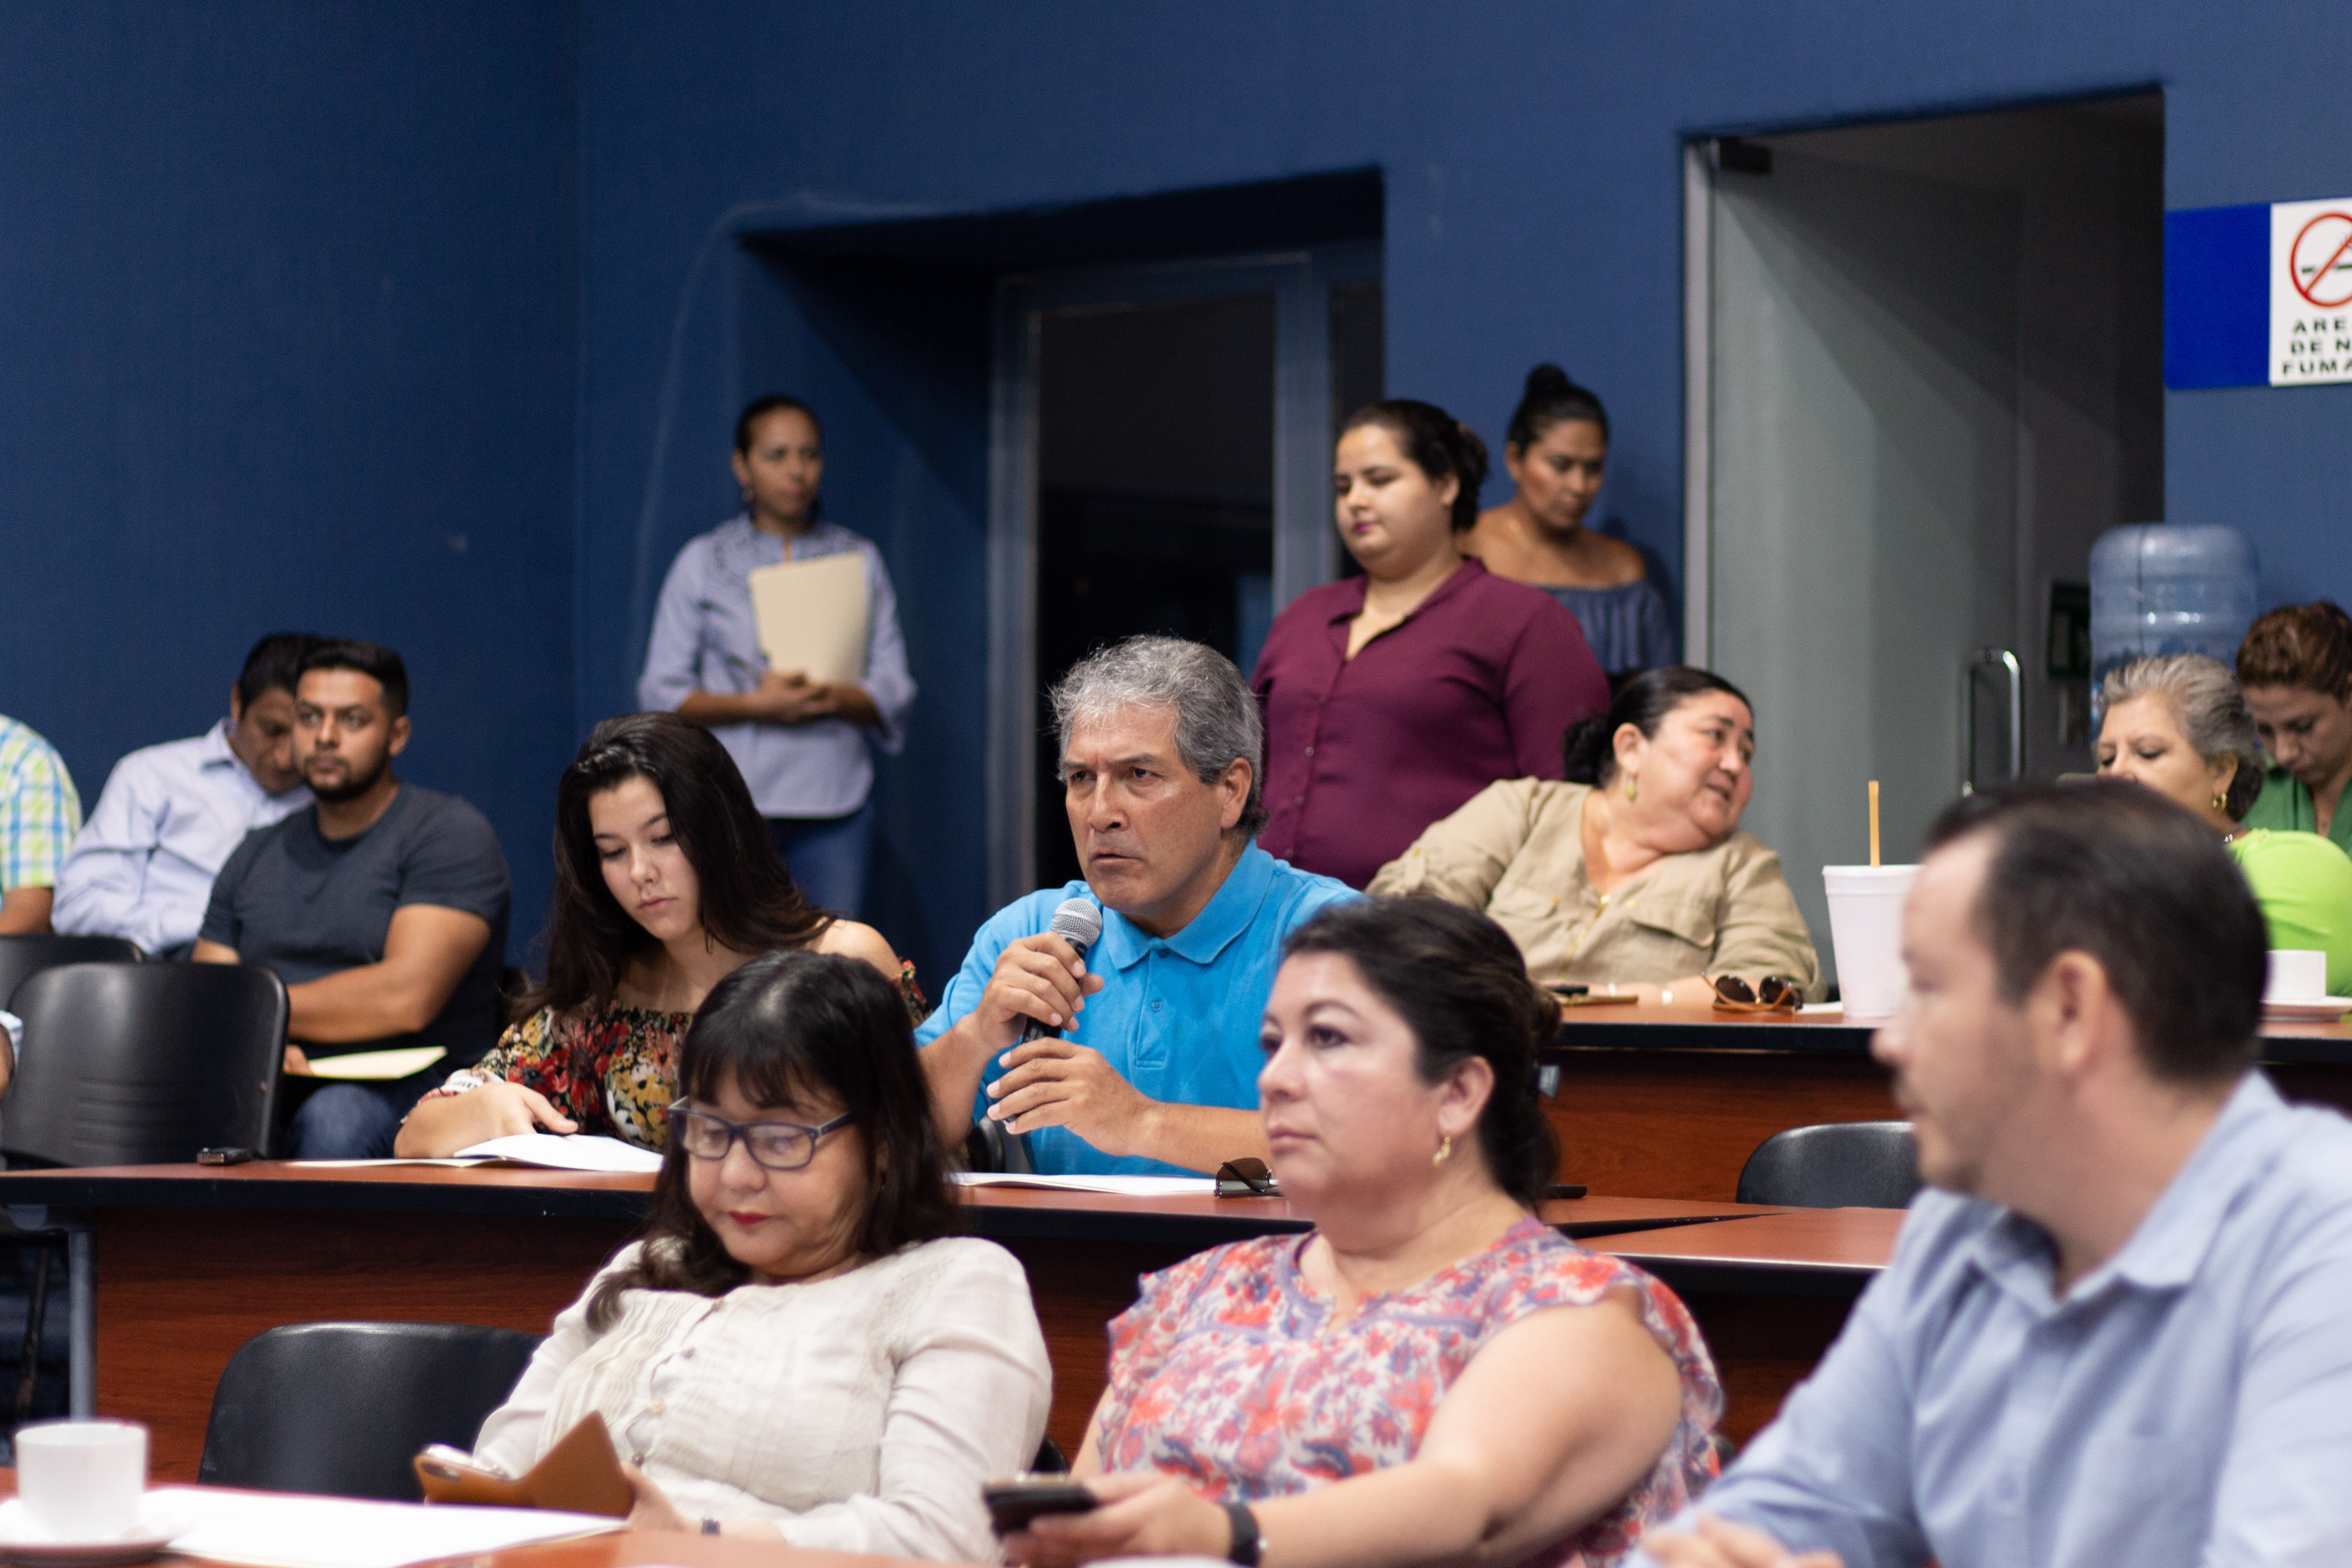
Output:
[665, 1100, 851, 1171]
[1709, 974, 1800, 1009]
[1214, 1158, 1280, 1199]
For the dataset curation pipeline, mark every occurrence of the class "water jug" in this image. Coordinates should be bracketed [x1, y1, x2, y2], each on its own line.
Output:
[2088, 524, 2260, 721]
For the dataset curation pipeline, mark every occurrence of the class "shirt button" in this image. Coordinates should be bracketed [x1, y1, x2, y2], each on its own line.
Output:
[1304, 746, 1315, 757]
[1293, 795, 1305, 806]
[682, 1349, 694, 1359]
[1151, 1001, 1164, 1013]
[650, 1399, 666, 1415]
[632, 1452, 646, 1466]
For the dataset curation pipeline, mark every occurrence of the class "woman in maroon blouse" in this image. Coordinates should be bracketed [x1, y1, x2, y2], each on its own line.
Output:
[1251, 400, 1609, 889]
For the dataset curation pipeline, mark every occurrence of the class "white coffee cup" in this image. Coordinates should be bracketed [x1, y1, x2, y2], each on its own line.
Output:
[1823, 865, 1921, 1022]
[2265, 949, 2329, 1004]
[15, 1420, 146, 1539]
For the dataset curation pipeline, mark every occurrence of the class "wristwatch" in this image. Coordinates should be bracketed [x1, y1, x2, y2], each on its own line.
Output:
[1223, 1501, 1263, 1566]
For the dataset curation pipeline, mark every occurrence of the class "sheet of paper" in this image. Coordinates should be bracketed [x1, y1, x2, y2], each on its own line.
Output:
[747, 552, 868, 685]
[306, 1044, 448, 1081]
[147, 1486, 619, 1568]
[953, 1171, 1216, 1197]
[284, 1157, 492, 1168]
[456, 1132, 664, 1174]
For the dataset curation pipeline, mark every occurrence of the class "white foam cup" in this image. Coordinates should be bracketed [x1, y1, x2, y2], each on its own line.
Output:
[1822, 865, 1921, 1022]
[15, 1420, 147, 1539]
[2265, 949, 2329, 1004]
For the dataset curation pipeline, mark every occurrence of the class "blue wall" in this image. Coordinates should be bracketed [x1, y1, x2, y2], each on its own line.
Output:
[10, 1, 2352, 982]
[0, 1, 580, 957]
[575, 0, 2352, 982]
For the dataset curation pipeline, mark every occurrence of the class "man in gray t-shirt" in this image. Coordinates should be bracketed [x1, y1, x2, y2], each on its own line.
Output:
[198, 641, 509, 1158]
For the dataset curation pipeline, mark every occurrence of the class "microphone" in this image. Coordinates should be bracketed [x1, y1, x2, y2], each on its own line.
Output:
[1019, 897, 1104, 1043]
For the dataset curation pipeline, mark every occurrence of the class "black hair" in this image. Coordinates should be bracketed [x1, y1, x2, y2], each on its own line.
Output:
[1563, 666, 1751, 786]
[299, 639, 409, 720]
[527, 712, 831, 1020]
[1281, 897, 1558, 1208]
[587, 949, 957, 1327]
[1924, 780, 2264, 1084]
[733, 394, 824, 454]
[235, 633, 323, 710]
[1340, 398, 1490, 532]
[1506, 364, 1611, 451]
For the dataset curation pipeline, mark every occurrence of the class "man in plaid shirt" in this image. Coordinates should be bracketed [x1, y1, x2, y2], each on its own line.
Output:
[0, 715, 82, 934]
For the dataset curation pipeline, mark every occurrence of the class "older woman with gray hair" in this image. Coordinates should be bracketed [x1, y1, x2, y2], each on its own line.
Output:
[2097, 652, 2352, 994]
[915, 636, 1355, 1178]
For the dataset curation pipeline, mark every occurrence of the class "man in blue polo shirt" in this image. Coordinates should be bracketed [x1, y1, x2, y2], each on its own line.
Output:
[917, 636, 1354, 1176]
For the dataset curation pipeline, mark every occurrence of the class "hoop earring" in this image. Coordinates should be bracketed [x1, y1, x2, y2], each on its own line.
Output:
[1622, 773, 1638, 802]
[2212, 792, 2228, 812]
[1432, 1132, 1453, 1167]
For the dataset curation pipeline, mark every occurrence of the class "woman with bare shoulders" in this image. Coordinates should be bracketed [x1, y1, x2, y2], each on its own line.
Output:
[394, 712, 918, 1157]
[1467, 366, 1675, 681]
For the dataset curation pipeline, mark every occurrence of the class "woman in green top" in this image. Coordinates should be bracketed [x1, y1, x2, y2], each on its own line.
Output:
[2238, 601, 2352, 850]
[2098, 653, 2352, 996]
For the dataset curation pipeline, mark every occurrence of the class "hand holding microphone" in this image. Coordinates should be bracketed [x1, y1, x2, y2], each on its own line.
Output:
[974, 897, 1106, 1050]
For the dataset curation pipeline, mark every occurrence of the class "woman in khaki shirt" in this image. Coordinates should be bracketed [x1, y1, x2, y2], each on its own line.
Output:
[1368, 667, 1820, 1002]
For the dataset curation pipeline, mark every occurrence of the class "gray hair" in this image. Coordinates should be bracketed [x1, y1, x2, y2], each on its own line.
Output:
[1050, 636, 1268, 837]
[2100, 653, 2266, 821]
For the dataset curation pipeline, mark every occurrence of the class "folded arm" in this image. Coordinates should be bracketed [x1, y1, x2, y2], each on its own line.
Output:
[196, 902, 492, 1045]
[1037, 1290, 1684, 1568]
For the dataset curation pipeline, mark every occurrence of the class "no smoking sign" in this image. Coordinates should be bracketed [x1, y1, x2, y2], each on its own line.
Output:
[2272, 197, 2352, 384]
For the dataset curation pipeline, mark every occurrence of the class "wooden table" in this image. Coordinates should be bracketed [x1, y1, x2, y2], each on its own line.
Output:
[0, 1164, 1886, 1476]
[1543, 1006, 2352, 1200]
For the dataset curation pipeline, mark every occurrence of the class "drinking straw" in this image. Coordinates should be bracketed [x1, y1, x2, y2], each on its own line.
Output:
[1869, 780, 1882, 868]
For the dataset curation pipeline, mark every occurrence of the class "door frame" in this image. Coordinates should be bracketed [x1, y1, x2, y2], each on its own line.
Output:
[984, 244, 1380, 905]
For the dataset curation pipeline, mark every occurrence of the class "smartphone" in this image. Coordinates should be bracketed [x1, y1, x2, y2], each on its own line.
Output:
[197, 1147, 256, 1166]
[982, 1474, 1099, 1533]
[416, 1444, 494, 1481]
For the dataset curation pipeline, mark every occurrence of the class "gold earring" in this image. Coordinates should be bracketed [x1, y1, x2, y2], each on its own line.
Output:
[1623, 773, 1638, 802]
[1432, 1132, 1453, 1167]
[2212, 792, 2227, 811]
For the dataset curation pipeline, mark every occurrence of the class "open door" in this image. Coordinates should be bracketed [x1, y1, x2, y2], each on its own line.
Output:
[1688, 97, 2163, 980]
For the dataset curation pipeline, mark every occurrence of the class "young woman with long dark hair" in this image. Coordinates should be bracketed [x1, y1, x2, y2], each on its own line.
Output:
[470, 949, 1050, 1555]
[395, 712, 916, 1157]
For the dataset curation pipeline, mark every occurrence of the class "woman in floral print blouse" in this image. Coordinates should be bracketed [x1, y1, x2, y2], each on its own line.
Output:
[1008, 897, 1721, 1568]
[395, 712, 920, 1156]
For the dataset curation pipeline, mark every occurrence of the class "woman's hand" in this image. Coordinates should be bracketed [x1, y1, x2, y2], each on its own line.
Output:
[749, 670, 840, 724]
[392, 1080, 577, 1157]
[620, 1461, 692, 1533]
[1006, 1473, 1228, 1568]
[1640, 1513, 1842, 1568]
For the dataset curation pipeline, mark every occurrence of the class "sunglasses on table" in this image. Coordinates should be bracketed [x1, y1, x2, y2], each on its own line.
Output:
[1708, 974, 1801, 1011]
[1215, 1158, 1281, 1198]
[665, 1100, 852, 1171]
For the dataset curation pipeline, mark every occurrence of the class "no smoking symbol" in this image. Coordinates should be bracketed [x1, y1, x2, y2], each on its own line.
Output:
[2290, 211, 2352, 308]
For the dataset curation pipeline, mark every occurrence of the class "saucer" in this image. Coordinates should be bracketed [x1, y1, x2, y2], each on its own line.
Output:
[2262, 997, 2352, 1021]
[0, 1499, 182, 1567]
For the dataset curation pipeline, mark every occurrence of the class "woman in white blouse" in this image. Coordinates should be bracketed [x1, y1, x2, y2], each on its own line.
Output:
[471, 948, 1051, 1560]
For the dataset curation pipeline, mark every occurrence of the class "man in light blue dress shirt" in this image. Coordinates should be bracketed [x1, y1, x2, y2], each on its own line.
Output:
[53, 634, 316, 956]
[918, 637, 1354, 1177]
[1641, 780, 2352, 1568]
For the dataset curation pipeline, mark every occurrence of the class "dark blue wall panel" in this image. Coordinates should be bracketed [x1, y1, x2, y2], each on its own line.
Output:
[0, 1, 579, 959]
[573, 0, 2352, 977]
[2165, 204, 2268, 389]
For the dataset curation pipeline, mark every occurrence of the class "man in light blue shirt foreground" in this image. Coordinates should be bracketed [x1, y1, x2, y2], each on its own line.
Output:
[54, 633, 316, 956]
[1642, 780, 2352, 1568]
[918, 637, 1353, 1177]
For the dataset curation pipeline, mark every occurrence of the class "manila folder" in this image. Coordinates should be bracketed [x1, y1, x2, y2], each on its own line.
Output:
[747, 553, 869, 686]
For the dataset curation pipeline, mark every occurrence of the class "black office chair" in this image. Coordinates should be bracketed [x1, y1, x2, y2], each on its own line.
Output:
[199, 1322, 545, 1500]
[3, 962, 287, 1167]
[1735, 1121, 1921, 1210]
[1, 962, 289, 1424]
[0, 935, 139, 1011]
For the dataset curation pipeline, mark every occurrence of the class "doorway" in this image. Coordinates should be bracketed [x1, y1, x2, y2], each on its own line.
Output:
[988, 247, 1380, 900]
[1687, 95, 2164, 977]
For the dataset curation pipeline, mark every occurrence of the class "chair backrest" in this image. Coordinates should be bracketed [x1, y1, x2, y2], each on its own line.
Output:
[199, 1321, 545, 1500]
[3, 962, 287, 1166]
[0, 935, 140, 1012]
[1735, 1120, 1922, 1209]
